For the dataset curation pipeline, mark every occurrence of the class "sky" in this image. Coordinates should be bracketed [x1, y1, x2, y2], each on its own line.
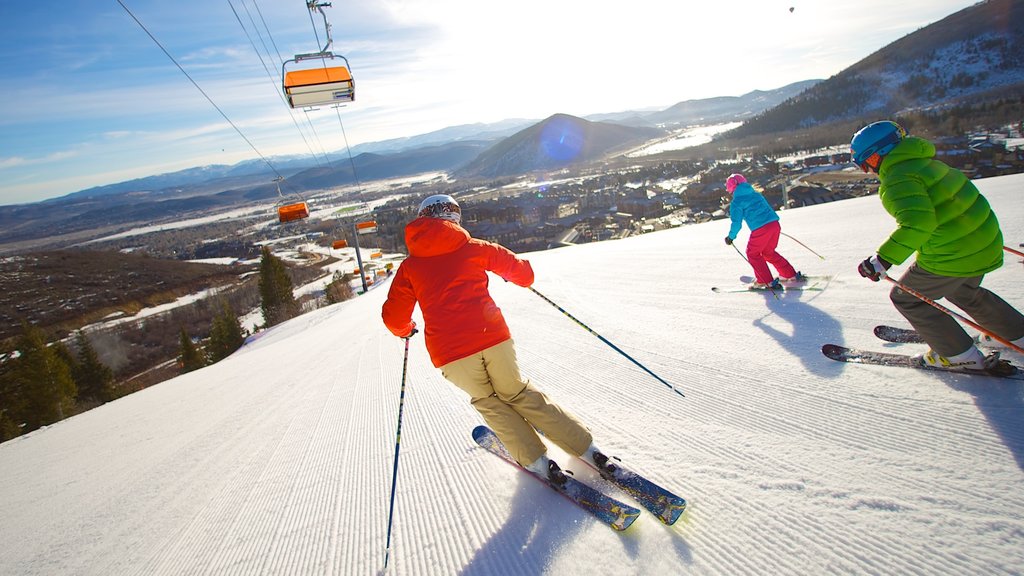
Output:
[2, 175, 1023, 575]
[0, 0, 981, 206]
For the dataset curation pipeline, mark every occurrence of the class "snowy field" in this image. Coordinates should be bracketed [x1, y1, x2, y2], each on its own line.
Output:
[2, 174, 1023, 575]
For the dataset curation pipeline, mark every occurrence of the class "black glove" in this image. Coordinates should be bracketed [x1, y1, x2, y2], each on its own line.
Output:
[857, 255, 891, 282]
[724, 236, 733, 246]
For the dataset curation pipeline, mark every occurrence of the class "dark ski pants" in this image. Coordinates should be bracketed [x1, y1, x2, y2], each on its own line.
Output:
[890, 264, 1024, 357]
[440, 339, 592, 467]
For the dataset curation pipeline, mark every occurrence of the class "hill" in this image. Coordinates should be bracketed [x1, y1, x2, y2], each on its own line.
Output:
[456, 113, 666, 178]
[731, 0, 1024, 138]
[1, 174, 1022, 574]
[0, 250, 254, 342]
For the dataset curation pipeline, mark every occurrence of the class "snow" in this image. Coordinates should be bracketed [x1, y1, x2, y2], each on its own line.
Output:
[2, 174, 1024, 575]
[627, 122, 743, 157]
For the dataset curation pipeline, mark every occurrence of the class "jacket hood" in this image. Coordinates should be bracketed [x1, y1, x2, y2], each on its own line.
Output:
[404, 217, 470, 257]
[732, 182, 755, 196]
[880, 136, 935, 174]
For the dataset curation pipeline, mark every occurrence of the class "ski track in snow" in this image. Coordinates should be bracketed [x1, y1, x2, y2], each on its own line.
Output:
[2, 174, 1024, 575]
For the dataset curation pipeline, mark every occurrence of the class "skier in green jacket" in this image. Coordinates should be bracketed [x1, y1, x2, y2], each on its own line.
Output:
[851, 120, 1024, 372]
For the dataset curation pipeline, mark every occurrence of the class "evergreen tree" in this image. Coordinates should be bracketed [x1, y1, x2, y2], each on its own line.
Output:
[258, 246, 299, 327]
[73, 331, 115, 402]
[178, 327, 207, 374]
[0, 346, 25, 441]
[207, 302, 246, 363]
[12, 322, 76, 431]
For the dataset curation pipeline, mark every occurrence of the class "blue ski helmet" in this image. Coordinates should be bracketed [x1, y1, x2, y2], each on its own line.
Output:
[850, 121, 906, 172]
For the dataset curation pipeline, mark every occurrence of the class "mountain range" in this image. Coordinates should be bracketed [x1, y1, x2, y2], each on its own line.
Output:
[2, 0, 1023, 250]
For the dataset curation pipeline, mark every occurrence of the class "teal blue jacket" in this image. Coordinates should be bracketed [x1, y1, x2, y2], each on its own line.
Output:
[727, 182, 779, 240]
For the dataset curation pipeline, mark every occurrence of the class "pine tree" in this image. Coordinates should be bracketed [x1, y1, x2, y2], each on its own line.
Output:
[12, 322, 76, 431]
[207, 302, 246, 363]
[73, 331, 115, 402]
[0, 346, 25, 441]
[258, 246, 299, 327]
[178, 327, 207, 374]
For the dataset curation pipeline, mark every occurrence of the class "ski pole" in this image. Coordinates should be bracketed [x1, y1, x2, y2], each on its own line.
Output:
[731, 243, 779, 300]
[730, 242, 748, 263]
[1005, 245, 1024, 258]
[383, 332, 414, 570]
[882, 275, 1024, 354]
[528, 287, 685, 397]
[781, 232, 826, 260]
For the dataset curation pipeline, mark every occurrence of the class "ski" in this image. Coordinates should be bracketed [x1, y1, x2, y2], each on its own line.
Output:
[579, 454, 687, 525]
[712, 284, 824, 294]
[874, 325, 1018, 353]
[740, 274, 832, 284]
[873, 325, 924, 343]
[821, 344, 1024, 380]
[472, 426, 640, 532]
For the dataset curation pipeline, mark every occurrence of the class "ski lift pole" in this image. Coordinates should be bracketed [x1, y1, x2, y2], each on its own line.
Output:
[882, 274, 1024, 354]
[528, 287, 684, 397]
[383, 331, 415, 570]
[780, 232, 826, 260]
[352, 223, 367, 293]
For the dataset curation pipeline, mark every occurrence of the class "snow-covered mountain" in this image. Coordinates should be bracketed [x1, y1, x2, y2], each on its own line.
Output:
[734, 0, 1024, 137]
[2, 174, 1023, 575]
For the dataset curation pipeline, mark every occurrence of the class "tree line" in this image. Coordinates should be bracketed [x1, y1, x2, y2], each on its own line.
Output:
[0, 247, 355, 442]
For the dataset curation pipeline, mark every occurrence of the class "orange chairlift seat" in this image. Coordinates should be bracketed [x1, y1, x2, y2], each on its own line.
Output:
[331, 239, 348, 249]
[283, 55, 354, 109]
[273, 177, 310, 223]
[278, 202, 310, 223]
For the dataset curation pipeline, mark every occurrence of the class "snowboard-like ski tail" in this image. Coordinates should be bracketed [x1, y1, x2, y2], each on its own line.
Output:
[472, 426, 640, 531]
[821, 344, 1023, 380]
[874, 325, 1019, 353]
[873, 325, 924, 343]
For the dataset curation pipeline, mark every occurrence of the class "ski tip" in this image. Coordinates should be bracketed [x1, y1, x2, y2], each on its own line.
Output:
[821, 343, 845, 357]
[471, 425, 491, 441]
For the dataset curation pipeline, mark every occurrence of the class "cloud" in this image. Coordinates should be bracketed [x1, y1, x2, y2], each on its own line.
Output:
[0, 157, 28, 169]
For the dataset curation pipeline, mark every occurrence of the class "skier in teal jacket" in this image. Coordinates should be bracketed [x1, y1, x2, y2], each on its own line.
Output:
[724, 173, 800, 290]
[851, 120, 1024, 372]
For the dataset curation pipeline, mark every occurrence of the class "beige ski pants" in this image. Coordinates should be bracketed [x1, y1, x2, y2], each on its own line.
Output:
[440, 339, 592, 466]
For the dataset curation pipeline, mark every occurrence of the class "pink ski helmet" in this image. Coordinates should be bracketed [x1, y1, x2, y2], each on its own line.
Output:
[725, 173, 746, 193]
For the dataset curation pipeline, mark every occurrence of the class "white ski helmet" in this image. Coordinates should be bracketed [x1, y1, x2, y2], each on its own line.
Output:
[417, 194, 461, 223]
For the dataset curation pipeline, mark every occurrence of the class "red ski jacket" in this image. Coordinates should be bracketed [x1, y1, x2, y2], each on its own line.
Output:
[382, 217, 534, 367]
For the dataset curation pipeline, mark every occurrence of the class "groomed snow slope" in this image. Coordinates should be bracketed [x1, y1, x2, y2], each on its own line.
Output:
[2, 174, 1023, 576]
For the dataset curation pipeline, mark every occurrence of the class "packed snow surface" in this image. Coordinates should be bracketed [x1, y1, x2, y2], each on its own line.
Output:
[2, 175, 1023, 575]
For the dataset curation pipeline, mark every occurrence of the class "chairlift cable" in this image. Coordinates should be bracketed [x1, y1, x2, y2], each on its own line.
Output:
[303, 109, 339, 171]
[250, 0, 285, 64]
[250, 0, 334, 167]
[225, 0, 328, 167]
[116, 0, 283, 180]
[333, 107, 364, 194]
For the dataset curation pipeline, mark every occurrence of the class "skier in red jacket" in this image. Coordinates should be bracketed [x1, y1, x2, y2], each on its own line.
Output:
[382, 195, 610, 483]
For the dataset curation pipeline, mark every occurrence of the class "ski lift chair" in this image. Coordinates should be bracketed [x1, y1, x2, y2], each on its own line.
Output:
[278, 202, 310, 223]
[283, 54, 354, 109]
